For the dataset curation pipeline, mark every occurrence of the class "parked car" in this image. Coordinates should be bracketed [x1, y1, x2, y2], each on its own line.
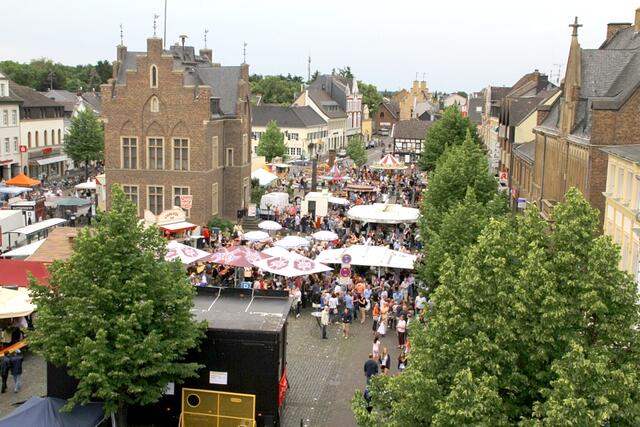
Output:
[337, 149, 347, 157]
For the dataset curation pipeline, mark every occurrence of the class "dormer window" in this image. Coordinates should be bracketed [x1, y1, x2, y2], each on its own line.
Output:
[150, 65, 158, 88]
[150, 96, 159, 113]
[210, 97, 221, 116]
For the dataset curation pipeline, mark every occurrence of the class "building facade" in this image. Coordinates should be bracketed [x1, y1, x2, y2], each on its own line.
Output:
[374, 100, 399, 133]
[307, 75, 361, 139]
[293, 89, 346, 156]
[251, 105, 327, 159]
[392, 80, 434, 121]
[0, 73, 21, 179]
[102, 37, 251, 225]
[391, 119, 433, 164]
[480, 85, 510, 174]
[9, 83, 67, 179]
[531, 11, 640, 221]
[601, 145, 640, 282]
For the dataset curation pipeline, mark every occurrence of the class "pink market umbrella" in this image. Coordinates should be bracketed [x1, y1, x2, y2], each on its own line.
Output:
[251, 251, 332, 277]
[203, 245, 270, 268]
[165, 240, 210, 265]
[370, 154, 407, 171]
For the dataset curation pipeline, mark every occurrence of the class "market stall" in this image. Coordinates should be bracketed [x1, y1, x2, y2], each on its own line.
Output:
[144, 207, 197, 239]
[252, 251, 332, 277]
[315, 244, 417, 270]
[347, 203, 420, 224]
[203, 245, 270, 269]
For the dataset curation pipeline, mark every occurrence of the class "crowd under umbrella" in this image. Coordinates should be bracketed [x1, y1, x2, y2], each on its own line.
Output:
[203, 245, 270, 269]
[251, 251, 332, 278]
[370, 153, 408, 171]
[274, 235, 310, 249]
[312, 230, 339, 241]
[243, 230, 271, 242]
[164, 240, 210, 265]
[346, 202, 420, 224]
[258, 220, 283, 232]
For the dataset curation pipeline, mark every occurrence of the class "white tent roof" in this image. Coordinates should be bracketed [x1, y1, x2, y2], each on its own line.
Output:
[1, 239, 46, 258]
[346, 203, 420, 224]
[262, 246, 290, 257]
[8, 218, 67, 236]
[75, 180, 97, 190]
[251, 168, 279, 186]
[274, 235, 310, 249]
[0, 287, 35, 319]
[252, 251, 332, 277]
[315, 245, 417, 269]
[165, 240, 210, 265]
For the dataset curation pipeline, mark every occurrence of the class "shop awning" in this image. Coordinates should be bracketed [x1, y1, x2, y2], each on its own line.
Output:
[160, 221, 197, 233]
[36, 154, 69, 166]
[8, 218, 67, 236]
[1, 239, 46, 258]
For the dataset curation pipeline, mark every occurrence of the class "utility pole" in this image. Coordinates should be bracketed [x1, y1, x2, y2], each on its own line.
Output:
[307, 56, 311, 83]
[48, 71, 55, 90]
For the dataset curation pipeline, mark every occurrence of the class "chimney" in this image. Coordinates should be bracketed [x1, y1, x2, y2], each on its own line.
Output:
[147, 37, 163, 55]
[412, 80, 419, 91]
[636, 7, 640, 32]
[606, 22, 632, 42]
[116, 44, 127, 63]
[199, 48, 213, 63]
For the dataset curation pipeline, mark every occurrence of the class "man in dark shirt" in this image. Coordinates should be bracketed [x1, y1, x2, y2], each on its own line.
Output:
[364, 353, 379, 384]
[341, 308, 353, 339]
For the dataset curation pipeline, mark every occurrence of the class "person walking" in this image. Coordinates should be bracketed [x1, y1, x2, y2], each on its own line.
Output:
[10, 350, 22, 393]
[396, 314, 407, 349]
[397, 352, 408, 373]
[380, 347, 391, 375]
[0, 353, 9, 393]
[358, 293, 367, 324]
[341, 307, 353, 339]
[372, 334, 381, 361]
[364, 353, 379, 384]
[320, 307, 330, 339]
[371, 302, 380, 333]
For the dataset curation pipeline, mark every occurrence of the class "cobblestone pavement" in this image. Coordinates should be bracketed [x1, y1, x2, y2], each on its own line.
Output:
[281, 308, 400, 427]
[0, 351, 46, 417]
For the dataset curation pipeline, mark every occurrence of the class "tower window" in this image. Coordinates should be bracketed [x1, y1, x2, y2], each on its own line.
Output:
[150, 65, 158, 88]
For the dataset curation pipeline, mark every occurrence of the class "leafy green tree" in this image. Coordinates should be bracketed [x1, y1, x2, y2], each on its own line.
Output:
[337, 66, 353, 80]
[29, 186, 205, 425]
[64, 109, 104, 179]
[207, 216, 235, 235]
[358, 189, 640, 425]
[250, 178, 266, 204]
[346, 136, 367, 167]
[418, 105, 482, 171]
[0, 59, 112, 92]
[250, 75, 304, 105]
[358, 81, 383, 114]
[256, 121, 287, 162]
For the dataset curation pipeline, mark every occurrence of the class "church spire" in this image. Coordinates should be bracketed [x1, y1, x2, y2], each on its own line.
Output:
[560, 16, 582, 135]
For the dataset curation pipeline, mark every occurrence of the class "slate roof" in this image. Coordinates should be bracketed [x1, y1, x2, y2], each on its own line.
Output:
[39, 89, 77, 113]
[392, 120, 434, 140]
[307, 89, 346, 119]
[308, 74, 351, 111]
[599, 144, 640, 165]
[81, 92, 102, 114]
[380, 100, 400, 119]
[601, 25, 640, 50]
[0, 74, 23, 103]
[467, 96, 485, 124]
[513, 141, 535, 163]
[490, 86, 511, 101]
[115, 44, 242, 117]
[9, 83, 63, 108]
[252, 105, 325, 128]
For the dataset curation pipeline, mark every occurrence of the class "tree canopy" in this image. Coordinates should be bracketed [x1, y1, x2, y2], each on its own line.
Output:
[346, 136, 367, 167]
[418, 106, 482, 172]
[358, 81, 383, 114]
[0, 59, 112, 92]
[29, 186, 205, 419]
[64, 109, 104, 178]
[355, 188, 640, 426]
[256, 120, 287, 162]
[250, 74, 303, 105]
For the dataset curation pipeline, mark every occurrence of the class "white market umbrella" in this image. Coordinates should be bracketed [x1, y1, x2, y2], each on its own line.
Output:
[328, 196, 350, 206]
[0, 288, 35, 319]
[347, 203, 420, 224]
[243, 230, 271, 242]
[75, 180, 97, 190]
[274, 235, 310, 249]
[252, 251, 332, 278]
[312, 230, 339, 241]
[262, 246, 290, 257]
[258, 220, 283, 231]
[315, 244, 417, 270]
[165, 240, 210, 265]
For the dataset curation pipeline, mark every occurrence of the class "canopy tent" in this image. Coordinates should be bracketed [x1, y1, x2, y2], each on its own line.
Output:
[0, 287, 35, 319]
[4, 173, 40, 188]
[243, 230, 271, 242]
[345, 184, 375, 193]
[0, 396, 104, 427]
[347, 203, 420, 224]
[258, 220, 282, 231]
[315, 244, 417, 270]
[74, 180, 97, 190]
[165, 240, 210, 265]
[252, 251, 332, 277]
[312, 230, 339, 241]
[203, 245, 270, 268]
[55, 197, 91, 207]
[159, 221, 197, 233]
[0, 186, 32, 196]
[323, 164, 348, 181]
[370, 154, 408, 171]
[274, 235, 310, 249]
[251, 168, 279, 187]
[1, 239, 46, 258]
[262, 246, 290, 258]
[327, 196, 350, 206]
[8, 218, 67, 236]
[0, 259, 49, 287]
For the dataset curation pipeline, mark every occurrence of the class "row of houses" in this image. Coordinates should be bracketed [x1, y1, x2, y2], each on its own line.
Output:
[473, 7, 640, 281]
[0, 73, 100, 181]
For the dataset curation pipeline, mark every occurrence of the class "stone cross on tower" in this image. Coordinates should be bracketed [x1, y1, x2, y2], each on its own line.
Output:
[204, 29, 209, 48]
[119, 24, 123, 45]
[569, 16, 582, 37]
[153, 14, 160, 37]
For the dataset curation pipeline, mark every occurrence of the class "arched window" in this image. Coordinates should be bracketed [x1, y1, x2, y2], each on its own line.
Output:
[44, 130, 48, 146]
[27, 132, 32, 148]
[58, 129, 62, 144]
[51, 129, 55, 144]
[150, 96, 159, 113]
[380, 111, 385, 118]
[35, 131, 39, 147]
[150, 65, 158, 88]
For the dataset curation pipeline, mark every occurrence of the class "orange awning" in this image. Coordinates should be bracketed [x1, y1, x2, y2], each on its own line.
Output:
[5, 173, 41, 188]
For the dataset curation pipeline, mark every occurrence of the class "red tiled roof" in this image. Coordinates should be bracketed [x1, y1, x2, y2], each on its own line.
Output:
[0, 259, 49, 287]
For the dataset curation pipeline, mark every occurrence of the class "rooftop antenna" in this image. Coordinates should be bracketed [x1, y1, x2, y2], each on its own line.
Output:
[307, 56, 311, 83]
[422, 72, 425, 81]
[243, 42, 248, 64]
[119, 24, 123, 45]
[163, 0, 168, 48]
[153, 14, 159, 37]
[204, 29, 209, 48]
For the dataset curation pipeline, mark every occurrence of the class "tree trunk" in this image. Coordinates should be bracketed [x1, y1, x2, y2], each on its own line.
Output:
[84, 160, 89, 180]
[110, 403, 128, 427]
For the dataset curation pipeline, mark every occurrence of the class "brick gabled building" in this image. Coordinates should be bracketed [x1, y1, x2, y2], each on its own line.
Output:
[102, 37, 251, 225]
[531, 9, 640, 221]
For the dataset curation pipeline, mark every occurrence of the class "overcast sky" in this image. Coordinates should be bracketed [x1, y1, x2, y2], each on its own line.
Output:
[2, 0, 635, 93]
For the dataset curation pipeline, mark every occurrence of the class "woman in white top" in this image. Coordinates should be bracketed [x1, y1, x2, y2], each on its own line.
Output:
[372, 335, 381, 361]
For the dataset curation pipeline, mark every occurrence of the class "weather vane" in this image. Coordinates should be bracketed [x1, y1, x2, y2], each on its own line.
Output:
[153, 14, 160, 37]
[204, 29, 209, 48]
[119, 24, 123, 45]
[243, 42, 248, 63]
